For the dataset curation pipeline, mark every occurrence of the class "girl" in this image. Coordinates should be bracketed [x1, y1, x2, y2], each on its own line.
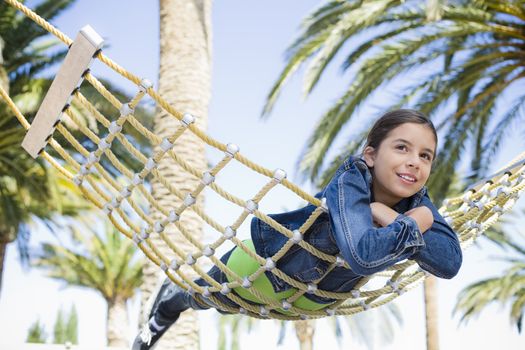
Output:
[132, 109, 462, 350]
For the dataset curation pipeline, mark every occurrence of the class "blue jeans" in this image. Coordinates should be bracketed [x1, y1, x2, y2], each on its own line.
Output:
[156, 248, 243, 321]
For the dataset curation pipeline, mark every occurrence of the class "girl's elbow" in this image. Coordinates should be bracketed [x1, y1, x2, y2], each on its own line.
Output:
[435, 248, 463, 279]
[440, 260, 461, 279]
[444, 249, 463, 279]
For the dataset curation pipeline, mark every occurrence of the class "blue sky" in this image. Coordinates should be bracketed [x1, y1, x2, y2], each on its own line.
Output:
[1, 1, 524, 349]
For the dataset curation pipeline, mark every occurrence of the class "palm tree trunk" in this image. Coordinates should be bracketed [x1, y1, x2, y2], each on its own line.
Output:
[294, 320, 315, 350]
[140, 1, 212, 349]
[106, 298, 129, 348]
[0, 241, 6, 299]
[424, 276, 439, 350]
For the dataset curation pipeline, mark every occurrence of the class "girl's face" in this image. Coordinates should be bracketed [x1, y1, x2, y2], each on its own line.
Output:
[363, 122, 436, 207]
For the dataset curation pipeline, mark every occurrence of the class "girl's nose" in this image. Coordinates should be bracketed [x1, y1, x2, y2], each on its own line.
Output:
[407, 155, 420, 168]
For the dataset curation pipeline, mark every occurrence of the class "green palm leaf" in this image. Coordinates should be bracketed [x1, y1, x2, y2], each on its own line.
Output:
[35, 222, 144, 301]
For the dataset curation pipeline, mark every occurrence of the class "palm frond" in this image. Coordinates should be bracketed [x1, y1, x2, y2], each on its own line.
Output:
[303, 0, 412, 95]
[300, 23, 487, 178]
[7, 0, 75, 61]
[35, 223, 144, 301]
[261, 30, 332, 117]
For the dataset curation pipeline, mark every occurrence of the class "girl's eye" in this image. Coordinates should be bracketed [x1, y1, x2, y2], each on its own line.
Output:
[421, 153, 432, 161]
[396, 144, 408, 151]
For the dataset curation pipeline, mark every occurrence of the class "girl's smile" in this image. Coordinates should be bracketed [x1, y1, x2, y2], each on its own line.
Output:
[397, 172, 417, 184]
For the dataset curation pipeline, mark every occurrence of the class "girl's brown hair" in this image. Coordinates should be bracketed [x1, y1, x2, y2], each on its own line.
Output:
[365, 109, 438, 157]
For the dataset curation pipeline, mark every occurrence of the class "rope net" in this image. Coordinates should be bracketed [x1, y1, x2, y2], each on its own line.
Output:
[2, 0, 525, 320]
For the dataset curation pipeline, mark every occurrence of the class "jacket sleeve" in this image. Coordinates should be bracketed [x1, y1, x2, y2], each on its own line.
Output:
[324, 161, 426, 276]
[410, 194, 463, 279]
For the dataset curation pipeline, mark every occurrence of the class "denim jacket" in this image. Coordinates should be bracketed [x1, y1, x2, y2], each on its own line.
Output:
[251, 156, 462, 303]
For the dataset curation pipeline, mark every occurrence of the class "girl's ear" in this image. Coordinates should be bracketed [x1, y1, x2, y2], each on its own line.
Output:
[362, 146, 376, 168]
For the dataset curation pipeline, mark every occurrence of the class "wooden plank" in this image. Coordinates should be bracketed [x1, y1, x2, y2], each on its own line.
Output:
[22, 25, 104, 158]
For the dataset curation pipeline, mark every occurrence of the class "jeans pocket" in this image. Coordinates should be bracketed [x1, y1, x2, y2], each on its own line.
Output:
[292, 260, 330, 282]
[330, 275, 362, 293]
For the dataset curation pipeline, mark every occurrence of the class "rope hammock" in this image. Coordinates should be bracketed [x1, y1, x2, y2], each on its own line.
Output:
[3, 0, 525, 320]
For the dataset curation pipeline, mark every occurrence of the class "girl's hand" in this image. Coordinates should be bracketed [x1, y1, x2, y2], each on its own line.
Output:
[370, 203, 434, 233]
[370, 202, 398, 227]
[405, 206, 434, 233]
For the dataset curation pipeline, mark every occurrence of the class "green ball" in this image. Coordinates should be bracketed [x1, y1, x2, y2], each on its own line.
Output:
[226, 240, 332, 314]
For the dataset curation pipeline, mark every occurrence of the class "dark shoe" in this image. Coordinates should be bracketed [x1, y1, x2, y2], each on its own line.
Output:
[131, 317, 172, 350]
[131, 279, 180, 350]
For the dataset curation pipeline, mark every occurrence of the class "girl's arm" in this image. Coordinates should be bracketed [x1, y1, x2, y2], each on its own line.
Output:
[371, 202, 433, 232]
[370, 199, 461, 279]
[409, 194, 463, 279]
[325, 161, 426, 276]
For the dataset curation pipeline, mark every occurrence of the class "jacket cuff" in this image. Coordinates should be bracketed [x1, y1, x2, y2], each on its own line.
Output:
[395, 214, 426, 249]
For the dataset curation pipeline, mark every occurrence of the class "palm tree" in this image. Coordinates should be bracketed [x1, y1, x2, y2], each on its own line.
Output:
[263, 1, 523, 349]
[454, 209, 525, 333]
[0, 0, 86, 300]
[1, 1, 74, 119]
[0, 0, 154, 299]
[2, 0, 153, 168]
[293, 320, 316, 350]
[0, 63, 87, 298]
[35, 221, 144, 347]
[140, 1, 213, 349]
[0, 159, 85, 297]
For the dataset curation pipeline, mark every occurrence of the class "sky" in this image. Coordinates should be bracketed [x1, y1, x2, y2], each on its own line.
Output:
[1, 0, 525, 349]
